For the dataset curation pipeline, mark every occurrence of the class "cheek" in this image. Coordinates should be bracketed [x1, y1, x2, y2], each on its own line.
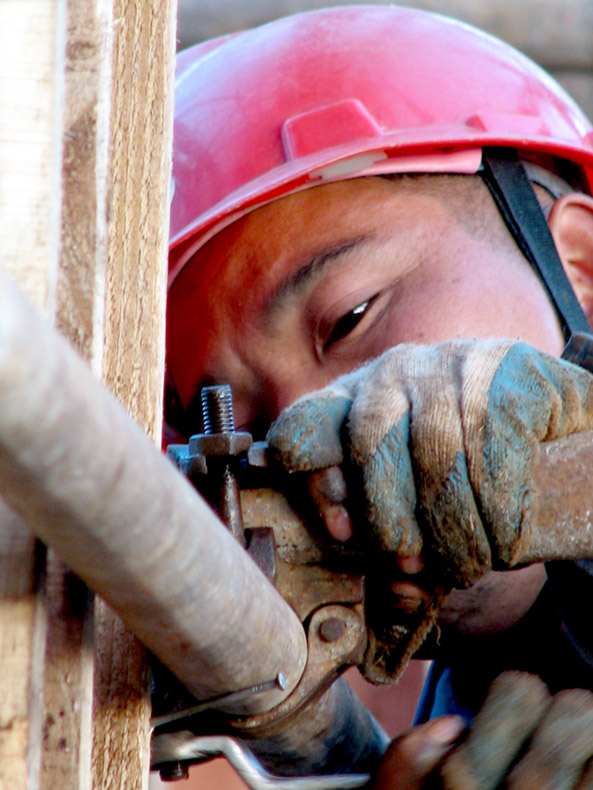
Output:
[167, 301, 233, 407]
[168, 267, 268, 408]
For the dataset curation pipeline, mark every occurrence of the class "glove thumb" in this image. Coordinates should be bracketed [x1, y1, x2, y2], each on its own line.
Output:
[267, 393, 352, 472]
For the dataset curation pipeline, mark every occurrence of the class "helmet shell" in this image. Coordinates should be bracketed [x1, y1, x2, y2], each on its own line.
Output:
[170, 5, 593, 282]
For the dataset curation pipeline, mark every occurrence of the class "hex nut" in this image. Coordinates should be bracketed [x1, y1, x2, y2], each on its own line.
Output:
[189, 431, 253, 457]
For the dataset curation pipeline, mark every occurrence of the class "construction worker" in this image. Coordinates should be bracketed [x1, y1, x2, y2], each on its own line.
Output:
[165, 6, 593, 786]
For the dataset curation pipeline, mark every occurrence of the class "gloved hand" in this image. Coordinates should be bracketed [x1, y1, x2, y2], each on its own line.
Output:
[268, 339, 593, 588]
[441, 671, 593, 790]
[372, 672, 593, 790]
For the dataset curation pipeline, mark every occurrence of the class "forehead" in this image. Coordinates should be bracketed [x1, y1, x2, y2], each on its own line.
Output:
[171, 176, 456, 297]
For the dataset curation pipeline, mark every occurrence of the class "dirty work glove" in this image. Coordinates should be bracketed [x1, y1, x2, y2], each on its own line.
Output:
[268, 340, 593, 683]
[439, 672, 593, 790]
[268, 340, 593, 588]
[370, 673, 593, 790]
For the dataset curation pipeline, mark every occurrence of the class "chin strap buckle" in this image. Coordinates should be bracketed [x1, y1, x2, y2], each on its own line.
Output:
[562, 332, 593, 373]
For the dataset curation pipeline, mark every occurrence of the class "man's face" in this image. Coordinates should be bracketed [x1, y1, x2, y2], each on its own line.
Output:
[167, 175, 566, 637]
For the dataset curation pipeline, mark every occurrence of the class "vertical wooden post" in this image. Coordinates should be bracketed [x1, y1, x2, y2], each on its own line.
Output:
[0, 4, 68, 788]
[92, 2, 176, 788]
[0, 0, 176, 787]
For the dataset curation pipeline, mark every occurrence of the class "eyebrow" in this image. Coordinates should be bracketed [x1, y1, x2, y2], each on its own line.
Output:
[189, 235, 376, 411]
[263, 234, 373, 319]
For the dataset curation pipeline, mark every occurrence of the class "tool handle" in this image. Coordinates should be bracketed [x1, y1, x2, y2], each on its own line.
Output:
[517, 430, 593, 565]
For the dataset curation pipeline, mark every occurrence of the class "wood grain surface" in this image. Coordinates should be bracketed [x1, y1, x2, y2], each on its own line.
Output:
[0, 0, 176, 787]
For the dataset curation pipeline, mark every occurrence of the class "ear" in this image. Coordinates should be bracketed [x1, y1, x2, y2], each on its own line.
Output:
[548, 193, 593, 324]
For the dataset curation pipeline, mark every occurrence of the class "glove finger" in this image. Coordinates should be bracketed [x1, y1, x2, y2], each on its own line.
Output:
[360, 413, 421, 556]
[440, 671, 550, 790]
[350, 342, 494, 579]
[410, 342, 495, 587]
[267, 393, 351, 472]
[470, 345, 593, 568]
[416, 449, 492, 588]
[507, 688, 593, 790]
[346, 351, 419, 557]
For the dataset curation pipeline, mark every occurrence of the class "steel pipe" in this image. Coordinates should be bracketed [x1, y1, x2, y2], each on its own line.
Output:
[0, 267, 307, 715]
[152, 677, 389, 777]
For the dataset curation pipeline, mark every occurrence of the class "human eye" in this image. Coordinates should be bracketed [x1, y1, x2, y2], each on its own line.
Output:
[322, 295, 383, 351]
[325, 300, 371, 347]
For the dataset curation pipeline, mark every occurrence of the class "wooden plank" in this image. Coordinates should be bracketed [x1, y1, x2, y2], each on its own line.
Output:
[92, 1, 176, 788]
[40, 557, 94, 790]
[0, 511, 44, 790]
[57, 0, 113, 370]
[0, 0, 176, 786]
[0, 0, 64, 308]
[103, 0, 174, 442]
[0, 2, 66, 788]
[36, 3, 114, 788]
[92, 606, 152, 790]
[54, 0, 176, 786]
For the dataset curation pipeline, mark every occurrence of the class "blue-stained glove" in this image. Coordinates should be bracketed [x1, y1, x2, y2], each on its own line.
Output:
[268, 340, 593, 589]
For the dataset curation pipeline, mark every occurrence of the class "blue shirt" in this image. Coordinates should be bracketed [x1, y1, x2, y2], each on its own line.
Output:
[415, 560, 593, 724]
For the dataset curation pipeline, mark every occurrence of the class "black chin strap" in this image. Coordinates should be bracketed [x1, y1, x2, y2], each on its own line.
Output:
[480, 148, 593, 372]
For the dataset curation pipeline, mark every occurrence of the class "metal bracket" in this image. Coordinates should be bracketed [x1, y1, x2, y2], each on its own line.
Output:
[152, 734, 369, 789]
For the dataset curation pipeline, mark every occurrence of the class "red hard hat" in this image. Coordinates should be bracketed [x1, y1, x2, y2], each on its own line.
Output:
[169, 4, 593, 285]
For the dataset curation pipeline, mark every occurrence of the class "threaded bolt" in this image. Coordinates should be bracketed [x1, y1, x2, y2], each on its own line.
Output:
[201, 384, 235, 434]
